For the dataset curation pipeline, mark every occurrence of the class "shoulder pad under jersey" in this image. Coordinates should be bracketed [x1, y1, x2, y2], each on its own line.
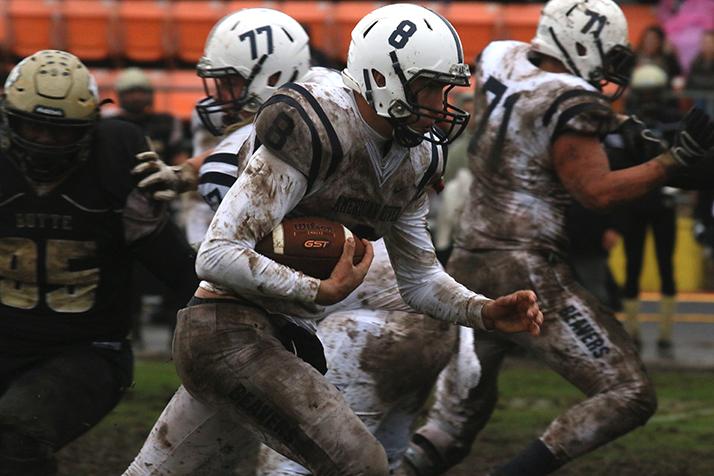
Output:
[542, 86, 617, 141]
[254, 82, 347, 193]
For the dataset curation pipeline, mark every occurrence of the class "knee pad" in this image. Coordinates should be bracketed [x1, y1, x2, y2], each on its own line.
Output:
[402, 425, 470, 476]
[0, 427, 56, 476]
[628, 380, 658, 424]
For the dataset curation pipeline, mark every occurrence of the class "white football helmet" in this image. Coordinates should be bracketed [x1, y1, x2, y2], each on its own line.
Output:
[196, 8, 310, 135]
[531, 0, 635, 97]
[342, 3, 471, 147]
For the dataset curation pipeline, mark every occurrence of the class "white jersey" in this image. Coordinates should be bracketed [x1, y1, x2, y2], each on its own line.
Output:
[197, 76, 491, 330]
[196, 70, 413, 323]
[455, 41, 618, 254]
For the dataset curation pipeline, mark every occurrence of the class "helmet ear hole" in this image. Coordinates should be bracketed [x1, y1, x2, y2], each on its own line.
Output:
[371, 69, 386, 87]
[268, 71, 282, 87]
[576, 42, 587, 56]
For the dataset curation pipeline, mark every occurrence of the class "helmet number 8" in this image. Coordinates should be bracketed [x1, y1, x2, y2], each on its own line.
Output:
[388, 20, 417, 49]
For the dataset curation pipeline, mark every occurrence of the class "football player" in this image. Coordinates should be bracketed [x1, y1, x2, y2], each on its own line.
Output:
[130, 4, 543, 476]
[0, 51, 198, 476]
[125, 9, 478, 476]
[404, 1, 714, 475]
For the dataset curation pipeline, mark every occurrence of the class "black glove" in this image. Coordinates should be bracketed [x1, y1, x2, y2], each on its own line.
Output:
[607, 115, 666, 171]
[670, 107, 714, 167]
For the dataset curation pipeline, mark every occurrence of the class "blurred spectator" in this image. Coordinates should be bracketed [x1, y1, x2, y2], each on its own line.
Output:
[620, 65, 684, 354]
[565, 202, 622, 311]
[625, 64, 681, 143]
[694, 189, 714, 252]
[635, 25, 682, 84]
[112, 68, 186, 165]
[686, 30, 714, 116]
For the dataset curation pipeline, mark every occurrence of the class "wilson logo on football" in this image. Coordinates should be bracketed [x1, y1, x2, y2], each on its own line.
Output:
[304, 240, 330, 249]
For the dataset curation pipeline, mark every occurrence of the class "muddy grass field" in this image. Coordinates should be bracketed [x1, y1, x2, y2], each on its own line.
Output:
[57, 358, 714, 476]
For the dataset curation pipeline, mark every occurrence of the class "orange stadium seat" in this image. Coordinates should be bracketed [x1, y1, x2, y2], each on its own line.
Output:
[91, 68, 119, 113]
[502, 4, 543, 44]
[163, 70, 203, 121]
[333, 1, 382, 60]
[8, 0, 58, 57]
[281, 1, 334, 57]
[172, 1, 231, 64]
[621, 5, 660, 47]
[118, 1, 168, 62]
[61, 0, 114, 61]
[445, 3, 500, 63]
[0, 1, 8, 47]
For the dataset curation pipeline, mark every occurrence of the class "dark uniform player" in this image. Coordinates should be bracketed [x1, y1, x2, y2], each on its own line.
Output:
[405, 0, 714, 475]
[0, 50, 198, 476]
[113, 67, 185, 164]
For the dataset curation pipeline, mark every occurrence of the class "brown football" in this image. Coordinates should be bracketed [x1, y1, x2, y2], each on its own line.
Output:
[255, 217, 365, 279]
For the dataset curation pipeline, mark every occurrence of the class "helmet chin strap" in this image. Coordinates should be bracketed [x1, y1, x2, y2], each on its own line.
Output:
[392, 122, 424, 147]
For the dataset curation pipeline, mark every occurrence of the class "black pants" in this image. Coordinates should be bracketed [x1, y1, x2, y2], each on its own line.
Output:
[0, 343, 133, 476]
[622, 206, 676, 298]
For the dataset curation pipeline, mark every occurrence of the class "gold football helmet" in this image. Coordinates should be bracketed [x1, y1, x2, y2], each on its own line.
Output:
[1, 50, 100, 184]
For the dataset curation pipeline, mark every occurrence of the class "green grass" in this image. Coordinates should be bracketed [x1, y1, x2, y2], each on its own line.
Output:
[444, 361, 714, 476]
[56, 359, 714, 476]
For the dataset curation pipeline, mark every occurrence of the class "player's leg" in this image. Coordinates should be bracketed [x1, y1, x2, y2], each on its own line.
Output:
[492, 256, 656, 475]
[404, 328, 509, 476]
[622, 212, 647, 341]
[404, 249, 521, 476]
[651, 205, 677, 349]
[173, 302, 389, 476]
[0, 344, 132, 476]
[260, 309, 457, 475]
[124, 385, 261, 476]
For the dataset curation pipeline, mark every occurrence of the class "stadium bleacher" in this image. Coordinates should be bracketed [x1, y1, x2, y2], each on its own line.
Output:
[0, 1, 660, 120]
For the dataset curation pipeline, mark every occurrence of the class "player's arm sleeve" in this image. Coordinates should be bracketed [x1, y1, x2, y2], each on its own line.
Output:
[129, 219, 199, 305]
[543, 88, 618, 142]
[197, 150, 240, 211]
[384, 193, 492, 330]
[195, 146, 322, 302]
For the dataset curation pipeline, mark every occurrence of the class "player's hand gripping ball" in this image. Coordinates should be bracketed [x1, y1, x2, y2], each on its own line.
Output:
[255, 217, 365, 279]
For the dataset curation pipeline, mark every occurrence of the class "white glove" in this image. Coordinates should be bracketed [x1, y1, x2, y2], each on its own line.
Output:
[131, 151, 198, 201]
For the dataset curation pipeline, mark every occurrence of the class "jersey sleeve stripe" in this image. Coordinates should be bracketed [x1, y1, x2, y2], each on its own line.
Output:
[262, 94, 323, 193]
[553, 102, 613, 139]
[543, 89, 609, 127]
[203, 152, 239, 166]
[198, 171, 237, 188]
[282, 83, 344, 180]
[432, 128, 449, 175]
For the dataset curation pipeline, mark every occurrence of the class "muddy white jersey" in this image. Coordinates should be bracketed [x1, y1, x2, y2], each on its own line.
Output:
[197, 68, 349, 212]
[197, 78, 491, 330]
[455, 41, 618, 254]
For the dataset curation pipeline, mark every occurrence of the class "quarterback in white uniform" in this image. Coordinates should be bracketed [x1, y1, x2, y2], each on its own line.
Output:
[405, 1, 714, 475]
[125, 7, 498, 476]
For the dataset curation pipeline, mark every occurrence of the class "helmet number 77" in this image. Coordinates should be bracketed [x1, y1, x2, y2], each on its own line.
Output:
[239, 25, 274, 60]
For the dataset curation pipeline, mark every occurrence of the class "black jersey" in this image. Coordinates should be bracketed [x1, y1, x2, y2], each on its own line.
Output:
[0, 119, 162, 352]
